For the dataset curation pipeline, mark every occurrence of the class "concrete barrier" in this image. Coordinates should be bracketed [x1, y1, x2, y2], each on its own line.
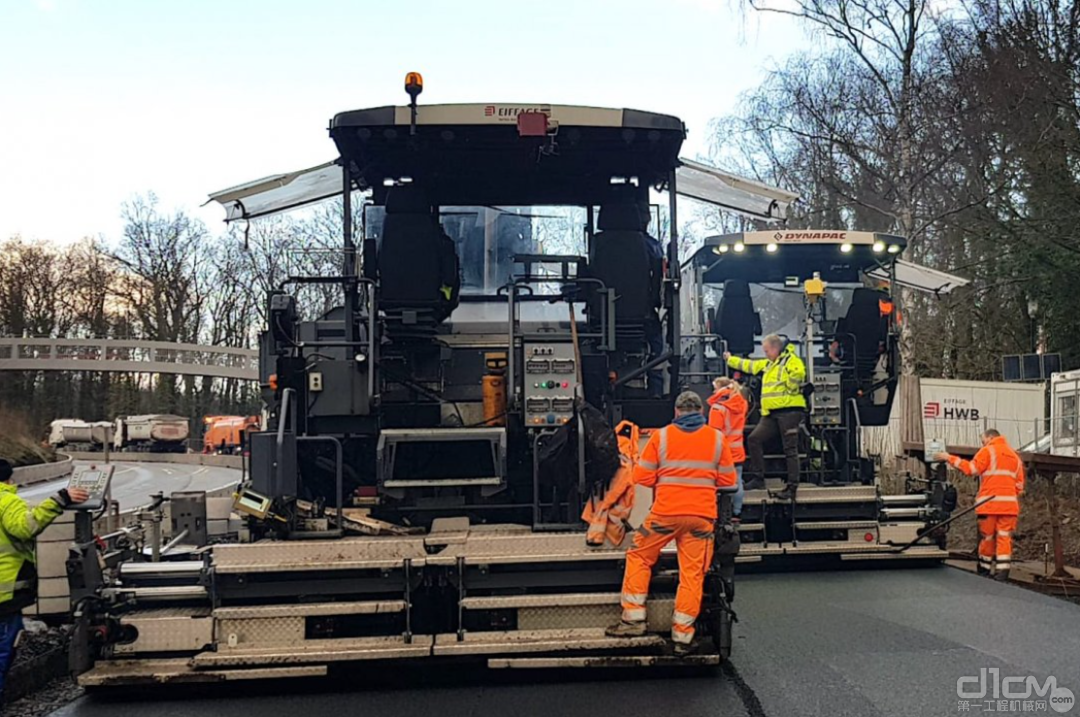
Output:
[61, 451, 243, 470]
[12, 455, 74, 487]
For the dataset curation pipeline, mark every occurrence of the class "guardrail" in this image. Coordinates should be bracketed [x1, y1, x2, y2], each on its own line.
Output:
[60, 451, 243, 470]
[0, 337, 259, 381]
[12, 455, 74, 486]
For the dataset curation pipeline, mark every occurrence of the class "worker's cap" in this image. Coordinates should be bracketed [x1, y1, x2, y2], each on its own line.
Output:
[674, 391, 704, 412]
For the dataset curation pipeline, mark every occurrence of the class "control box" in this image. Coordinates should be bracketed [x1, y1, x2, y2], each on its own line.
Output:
[523, 342, 579, 427]
[66, 463, 115, 510]
[810, 371, 843, 426]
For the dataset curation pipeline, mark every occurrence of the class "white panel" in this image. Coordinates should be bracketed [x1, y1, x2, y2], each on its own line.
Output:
[866, 259, 970, 295]
[920, 379, 1045, 449]
[675, 159, 798, 221]
[207, 162, 344, 222]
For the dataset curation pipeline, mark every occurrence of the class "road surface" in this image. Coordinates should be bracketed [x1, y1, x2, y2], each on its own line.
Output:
[48, 566, 1080, 717]
[19, 461, 241, 511]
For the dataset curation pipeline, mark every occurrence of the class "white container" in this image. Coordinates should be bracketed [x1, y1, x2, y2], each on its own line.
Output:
[1048, 370, 1080, 457]
[920, 378, 1044, 449]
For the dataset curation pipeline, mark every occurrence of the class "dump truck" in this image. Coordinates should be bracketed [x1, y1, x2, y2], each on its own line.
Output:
[66, 75, 964, 688]
[113, 414, 189, 453]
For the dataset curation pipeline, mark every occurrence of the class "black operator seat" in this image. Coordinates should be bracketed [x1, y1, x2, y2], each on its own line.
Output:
[589, 203, 653, 329]
[379, 186, 460, 326]
[838, 287, 889, 382]
[715, 279, 761, 357]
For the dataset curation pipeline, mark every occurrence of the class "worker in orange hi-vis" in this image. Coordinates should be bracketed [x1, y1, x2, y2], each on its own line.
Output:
[606, 391, 738, 655]
[707, 377, 749, 524]
[935, 429, 1025, 582]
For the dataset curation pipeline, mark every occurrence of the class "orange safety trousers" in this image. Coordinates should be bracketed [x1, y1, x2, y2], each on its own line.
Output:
[977, 514, 1017, 571]
[620, 512, 714, 645]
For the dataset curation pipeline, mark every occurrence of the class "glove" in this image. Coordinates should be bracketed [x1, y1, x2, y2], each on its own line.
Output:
[56, 487, 90, 508]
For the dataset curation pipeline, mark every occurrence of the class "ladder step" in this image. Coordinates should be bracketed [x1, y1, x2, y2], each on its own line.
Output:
[461, 593, 620, 610]
[794, 521, 878, 531]
[736, 523, 765, 532]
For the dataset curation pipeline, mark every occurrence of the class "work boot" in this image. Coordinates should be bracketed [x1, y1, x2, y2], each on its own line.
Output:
[605, 620, 646, 638]
[771, 484, 798, 501]
[672, 639, 699, 658]
[976, 564, 991, 578]
[994, 569, 1011, 583]
[742, 477, 765, 491]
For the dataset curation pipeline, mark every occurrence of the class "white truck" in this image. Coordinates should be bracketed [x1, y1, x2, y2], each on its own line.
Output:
[113, 414, 189, 453]
[48, 419, 115, 451]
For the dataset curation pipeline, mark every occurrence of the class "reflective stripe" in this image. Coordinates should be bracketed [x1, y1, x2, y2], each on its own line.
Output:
[622, 592, 647, 606]
[657, 476, 717, 488]
[689, 529, 714, 540]
[638, 460, 658, 471]
[659, 427, 669, 462]
[0, 580, 32, 592]
[997, 554, 1012, 561]
[712, 432, 723, 466]
[997, 531, 1013, 537]
[672, 611, 696, 627]
[671, 629, 693, 644]
[663, 459, 724, 472]
[983, 470, 1018, 477]
[979, 556, 993, 563]
[623, 608, 646, 622]
[26, 515, 39, 533]
[985, 496, 1018, 503]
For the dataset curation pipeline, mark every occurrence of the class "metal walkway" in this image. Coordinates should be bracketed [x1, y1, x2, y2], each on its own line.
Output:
[0, 338, 258, 380]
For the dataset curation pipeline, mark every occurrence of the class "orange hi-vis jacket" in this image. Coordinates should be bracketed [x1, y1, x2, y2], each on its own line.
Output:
[707, 386, 748, 464]
[947, 436, 1025, 516]
[583, 421, 641, 547]
[633, 422, 737, 520]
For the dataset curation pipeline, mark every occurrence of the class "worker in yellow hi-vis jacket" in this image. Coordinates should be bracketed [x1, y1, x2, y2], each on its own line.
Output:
[0, 458, 88, 700]
[724, 334, 807, 500]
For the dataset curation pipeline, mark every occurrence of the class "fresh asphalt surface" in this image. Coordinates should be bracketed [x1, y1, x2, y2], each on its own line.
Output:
[48, 565, 1080, 717]
[19, 460, 241, 511]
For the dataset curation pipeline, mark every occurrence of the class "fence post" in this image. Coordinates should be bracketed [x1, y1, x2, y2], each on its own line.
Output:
[1044, 471, 1069, 578]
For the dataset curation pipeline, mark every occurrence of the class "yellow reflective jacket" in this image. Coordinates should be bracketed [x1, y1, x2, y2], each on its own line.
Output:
[727, 344, 807, 415]
[0, 482, 64, 610]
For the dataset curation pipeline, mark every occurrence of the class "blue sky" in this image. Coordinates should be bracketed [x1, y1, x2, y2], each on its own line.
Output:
[0, 0, 802, 242]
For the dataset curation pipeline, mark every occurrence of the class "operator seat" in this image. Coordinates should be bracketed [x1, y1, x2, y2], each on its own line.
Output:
[379, 187, 460, 337]
[589, 203, 654, 329]
[715, 279, 761, 357]
[837, 287, 889, 383]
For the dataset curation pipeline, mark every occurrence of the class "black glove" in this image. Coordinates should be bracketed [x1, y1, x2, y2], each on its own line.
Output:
[55, 488, 73, 508]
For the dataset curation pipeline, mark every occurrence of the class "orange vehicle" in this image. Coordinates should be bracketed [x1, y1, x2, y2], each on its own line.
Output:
[202, 415, 260, 455]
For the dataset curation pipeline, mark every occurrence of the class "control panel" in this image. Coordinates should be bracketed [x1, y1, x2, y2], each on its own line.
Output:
[810, 371, 843, 426]
[66, 463, 115, 510]
[523, 342, 579, 427]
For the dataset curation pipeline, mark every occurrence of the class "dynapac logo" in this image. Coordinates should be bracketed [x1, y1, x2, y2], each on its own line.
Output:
[773, 231, 848, 243]
[924, 401, 981, 421]
[483, 105, 550, 121]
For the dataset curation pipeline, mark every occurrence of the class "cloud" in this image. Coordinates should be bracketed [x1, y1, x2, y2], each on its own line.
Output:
[34, 0, 58, 11]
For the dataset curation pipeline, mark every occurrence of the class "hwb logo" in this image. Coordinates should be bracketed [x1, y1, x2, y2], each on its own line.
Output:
[925, 401, 980, 421]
